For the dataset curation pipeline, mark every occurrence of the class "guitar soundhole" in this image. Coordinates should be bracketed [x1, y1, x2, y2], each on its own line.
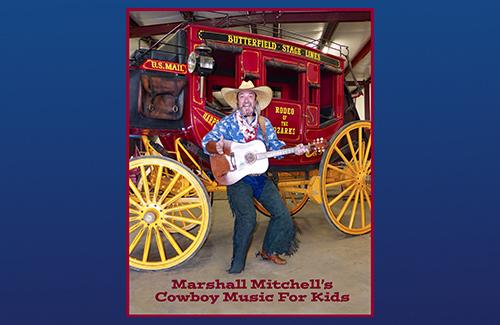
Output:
[244, 152, 256, 165]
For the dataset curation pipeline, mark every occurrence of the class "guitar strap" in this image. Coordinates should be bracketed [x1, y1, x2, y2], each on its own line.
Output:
[258, 116, 267, 145]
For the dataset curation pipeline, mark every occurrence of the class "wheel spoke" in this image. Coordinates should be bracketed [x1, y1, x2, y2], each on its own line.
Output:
[325, 178, 354, 188]
[129, 224, 146, 254]
[360, 189, 366, 228]
[182, 206, 199, 220]
[153, 165, 163, 202]
[328, 183, 356, 207]
[129, 197, 143, 210]
[362, 187, 372, 210]
[358, 127, 364, 165]
[129, 215, 142, 222]
[362, 135, 372, 170]
[140, 166, 151, 204]
[162, 202, 202, 214]
[336, 186, 357, 222]
[161, 185, 195, 208]
[157, 173, 181, 206]
[129, 207, 142, 215]
[333, 147, 357, 173]
[153, 226, 167, 262]
[327, 163, 351, 176]
[346, 131, 360, 168]
[142, 227, 152, 262]
[129, 221, 144, 233]
[349, 189, 360, 229]
[129, 179, 146, 206]
[162, 220, 196, 241]
[158, 223, 184, 255]
[163, 214, 203, 225]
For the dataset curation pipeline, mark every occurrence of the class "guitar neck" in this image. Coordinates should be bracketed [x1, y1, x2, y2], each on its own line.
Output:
[257, 146, 301, 160]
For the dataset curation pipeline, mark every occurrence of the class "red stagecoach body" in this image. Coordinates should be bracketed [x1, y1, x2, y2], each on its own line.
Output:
[130, 24, 353, 170]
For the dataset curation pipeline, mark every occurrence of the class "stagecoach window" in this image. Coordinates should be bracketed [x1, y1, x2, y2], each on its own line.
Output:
[266, 65, 300, 101]
[203, 49, 238, 115]
[319, 68, 337, 124]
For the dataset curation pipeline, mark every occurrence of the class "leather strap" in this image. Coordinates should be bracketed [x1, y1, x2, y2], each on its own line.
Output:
[258, 116, 267, 144]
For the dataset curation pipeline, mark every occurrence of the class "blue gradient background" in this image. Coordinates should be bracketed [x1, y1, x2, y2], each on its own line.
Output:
[2, 1, 499, 324]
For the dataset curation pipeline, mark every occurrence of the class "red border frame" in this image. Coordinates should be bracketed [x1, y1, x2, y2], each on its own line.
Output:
[126, 7, 375, 318]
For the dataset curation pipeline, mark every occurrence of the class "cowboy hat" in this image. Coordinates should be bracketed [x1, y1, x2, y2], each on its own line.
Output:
[212, 91, 230, 107]
[221, 80, 273, 110]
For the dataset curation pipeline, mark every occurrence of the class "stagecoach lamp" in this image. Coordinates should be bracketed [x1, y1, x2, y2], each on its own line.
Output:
[188, 44, 215, 98]
[199, 55, 215, 70]
[196, 44, 214, 76]
[187, 51, 198, 73]
[199, 76, 205, 99]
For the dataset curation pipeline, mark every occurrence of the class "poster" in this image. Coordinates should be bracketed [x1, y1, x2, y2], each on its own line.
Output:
[127, 9, 373, 316]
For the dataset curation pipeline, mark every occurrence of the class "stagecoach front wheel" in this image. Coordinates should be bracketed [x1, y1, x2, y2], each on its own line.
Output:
[129, 156, 211, 270]
[254, 171, 309, 217]
[319, 121, 372, 235]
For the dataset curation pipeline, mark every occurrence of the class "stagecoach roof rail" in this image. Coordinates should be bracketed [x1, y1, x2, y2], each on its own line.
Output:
[191, 11, 350, 58]
[133, 22, 188, 64]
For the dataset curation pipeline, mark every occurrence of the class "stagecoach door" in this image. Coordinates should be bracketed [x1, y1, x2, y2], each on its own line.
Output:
[262, 56, 306, 146]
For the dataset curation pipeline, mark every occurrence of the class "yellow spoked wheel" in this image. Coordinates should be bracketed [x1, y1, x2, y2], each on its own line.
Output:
[319, 121, 372, 235]
[129, 156, 211, 271]
[254, 171, 309, 217]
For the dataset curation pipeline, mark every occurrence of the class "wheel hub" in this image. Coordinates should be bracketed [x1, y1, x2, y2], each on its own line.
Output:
[356, 171, 366, 185]
[143, 211, 156, 224]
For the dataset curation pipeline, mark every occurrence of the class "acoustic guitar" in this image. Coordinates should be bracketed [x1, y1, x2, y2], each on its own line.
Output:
[210, 138, 326, 185]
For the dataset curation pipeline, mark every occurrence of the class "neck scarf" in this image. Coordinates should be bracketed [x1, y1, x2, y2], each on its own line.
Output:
[236, 110, 258, 142]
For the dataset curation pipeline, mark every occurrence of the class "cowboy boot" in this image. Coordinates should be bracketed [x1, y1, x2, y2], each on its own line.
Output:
[257, 250, 287, 265]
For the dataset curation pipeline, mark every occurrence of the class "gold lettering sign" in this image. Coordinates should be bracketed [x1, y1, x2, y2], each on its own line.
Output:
[275, 106, 295, 115]
[198, 31, 341, 68]
[202, 112, 219, 126]
[141, 59, 188, 74]
[227, 34, 278, 50]
[274, 126, 296, 135]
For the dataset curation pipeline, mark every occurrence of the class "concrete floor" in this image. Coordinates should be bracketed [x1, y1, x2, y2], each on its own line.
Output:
[129, 193, 371, 315]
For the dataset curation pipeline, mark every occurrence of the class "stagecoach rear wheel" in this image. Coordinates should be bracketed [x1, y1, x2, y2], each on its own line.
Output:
[319, 121, 372, 235]
[129, 156, 211, 270]
[254, 171, 309, 217]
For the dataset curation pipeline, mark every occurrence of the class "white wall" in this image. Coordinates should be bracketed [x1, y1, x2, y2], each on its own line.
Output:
[353, 86, 372, 121]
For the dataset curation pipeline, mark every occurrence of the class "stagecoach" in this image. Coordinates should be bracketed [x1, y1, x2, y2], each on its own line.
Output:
[128, 23, 372, 271]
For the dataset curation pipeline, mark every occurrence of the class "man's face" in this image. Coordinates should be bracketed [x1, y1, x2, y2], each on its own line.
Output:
[237, 90, 256, 117]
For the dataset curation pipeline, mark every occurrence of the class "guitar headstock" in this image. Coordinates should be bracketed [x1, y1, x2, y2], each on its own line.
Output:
[308, 137, 327, 154]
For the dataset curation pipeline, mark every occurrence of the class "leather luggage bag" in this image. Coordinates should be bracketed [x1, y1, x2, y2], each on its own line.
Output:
[138, 74, 187, 120]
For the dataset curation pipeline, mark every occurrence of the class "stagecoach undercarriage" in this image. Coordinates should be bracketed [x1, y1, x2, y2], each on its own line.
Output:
[129, 120, 371, 271]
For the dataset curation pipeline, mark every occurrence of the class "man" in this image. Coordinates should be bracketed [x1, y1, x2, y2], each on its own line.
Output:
[202, 80, 308, 274]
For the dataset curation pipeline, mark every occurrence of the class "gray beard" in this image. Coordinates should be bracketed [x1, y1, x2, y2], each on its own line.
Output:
[240, 108, 255, 117]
